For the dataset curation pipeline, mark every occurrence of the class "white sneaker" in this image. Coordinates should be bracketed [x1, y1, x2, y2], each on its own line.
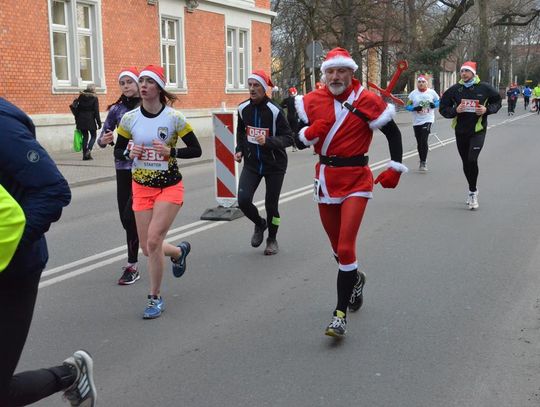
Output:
[418, 161, 428, 172]
[467, 191, 479, 210]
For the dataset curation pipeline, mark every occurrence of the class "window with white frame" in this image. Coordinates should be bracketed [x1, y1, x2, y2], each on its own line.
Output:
[49, 0, 103, 90]
[160, 17, 185, 89]
[226, 27, 249, 90]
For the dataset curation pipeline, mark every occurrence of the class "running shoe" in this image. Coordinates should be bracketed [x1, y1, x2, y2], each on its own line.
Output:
[418, 161, 428, 172]
[263, 238, 279, 255]
[118, 265, 140, 285]
[62, 350, 97, 407]
[467, 191, 479, 210]
[251, 219, 267, 247]
[143, 296, 165, 319]
[349, 270, 366, 312]
[171, 241, 191, 278]
[325, 310, 347, 338]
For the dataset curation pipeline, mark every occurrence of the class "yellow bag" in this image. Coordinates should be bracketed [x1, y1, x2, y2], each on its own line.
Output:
[0, 185, 26, 272]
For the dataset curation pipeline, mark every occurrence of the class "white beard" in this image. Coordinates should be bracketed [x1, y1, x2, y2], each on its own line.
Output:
[328, 83, 345, 95]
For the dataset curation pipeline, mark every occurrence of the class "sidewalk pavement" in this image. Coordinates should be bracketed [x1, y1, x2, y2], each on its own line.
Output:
[51, 109, 416, 187]
[51, 135, 215, 187]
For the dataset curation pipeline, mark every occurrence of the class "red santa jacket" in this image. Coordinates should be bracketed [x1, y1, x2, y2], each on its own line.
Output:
[295, 78, 395, 203]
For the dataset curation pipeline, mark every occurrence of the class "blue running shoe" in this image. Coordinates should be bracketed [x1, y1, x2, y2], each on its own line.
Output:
[171, 241, 191, 278]
[143, 295, 164, 319]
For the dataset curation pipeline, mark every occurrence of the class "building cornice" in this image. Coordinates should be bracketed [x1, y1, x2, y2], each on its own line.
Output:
[199, 0, 276, 19]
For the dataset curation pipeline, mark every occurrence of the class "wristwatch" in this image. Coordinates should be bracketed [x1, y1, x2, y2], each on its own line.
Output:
[123, 149, 131, 159]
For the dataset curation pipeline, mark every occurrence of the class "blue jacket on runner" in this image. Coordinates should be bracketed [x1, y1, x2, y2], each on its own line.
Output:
[0, 98, 71, 277]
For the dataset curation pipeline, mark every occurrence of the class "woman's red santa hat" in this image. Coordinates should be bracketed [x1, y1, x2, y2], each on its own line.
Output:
[460, 61, 477, 75]
[118, 67, 139, 83]
[288, 87, 298, 96]
[320, 47, 358, 73]
[139, 65, 166, 89]
[248, 70, 274, 92]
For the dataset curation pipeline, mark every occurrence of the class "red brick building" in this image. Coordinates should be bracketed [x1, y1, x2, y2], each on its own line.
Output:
[0, 0, 274, 151]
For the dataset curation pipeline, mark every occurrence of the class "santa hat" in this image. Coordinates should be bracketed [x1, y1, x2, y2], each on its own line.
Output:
[417, 75, 428, 82]
[460, 61, 477, 75]
[118, 67, 139, 83]
[139, 65, 166, 89]
[288, 87, 298, 96]
[315, 82, 325, 90]
[320, 47, 358, 73]
[248, 70, 274, 92]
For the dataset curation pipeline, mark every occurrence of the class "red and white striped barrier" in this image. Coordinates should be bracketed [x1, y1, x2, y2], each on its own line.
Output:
[213, 113, 238, 207]
[200, 112, 243, 220]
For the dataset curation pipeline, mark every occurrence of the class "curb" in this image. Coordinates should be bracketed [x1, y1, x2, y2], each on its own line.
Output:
[67, 158, 215, 187]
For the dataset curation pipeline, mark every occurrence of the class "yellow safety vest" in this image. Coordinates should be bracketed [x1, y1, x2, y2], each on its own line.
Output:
[0, 184, 26, 272]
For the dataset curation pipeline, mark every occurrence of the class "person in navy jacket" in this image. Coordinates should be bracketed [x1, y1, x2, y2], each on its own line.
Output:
[0, 98, 97, 406]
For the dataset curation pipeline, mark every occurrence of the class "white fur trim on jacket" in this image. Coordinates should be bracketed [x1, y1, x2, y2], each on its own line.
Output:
[298, 126, 318, 146]
[387, 160, 408, 173]
[294, 95, 308, 124]
[320, 57, 358, 73]
[369, 103, 396, 130]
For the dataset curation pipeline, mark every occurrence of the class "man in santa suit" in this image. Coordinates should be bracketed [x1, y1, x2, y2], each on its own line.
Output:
[294, 47, 408, 338]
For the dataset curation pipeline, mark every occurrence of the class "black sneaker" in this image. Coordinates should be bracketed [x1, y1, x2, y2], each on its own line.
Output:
[263, 238, 279, 255]
[250, 219, 267, 247]
[325, 310, 347, 338]
[62, 350, 97, 406]
[348, 270, 366, 312]
[171, 241, 191, 278]
[118, 265, 140, 285]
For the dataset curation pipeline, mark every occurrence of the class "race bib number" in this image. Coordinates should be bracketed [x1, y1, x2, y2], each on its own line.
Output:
[246, 126, 269, 144]
[461, 99, 479, 113]
[133, 146, 168, 171]
[313, 178, 321, 203]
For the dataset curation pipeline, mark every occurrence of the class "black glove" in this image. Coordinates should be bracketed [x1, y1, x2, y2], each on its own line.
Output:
[293, 132, 309, 150]
[413, 105, 423, 112]
[429, 102, 435, 108]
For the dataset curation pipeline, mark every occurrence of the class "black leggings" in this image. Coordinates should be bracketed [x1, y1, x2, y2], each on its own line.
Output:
[455, 131, 486, 192]
[116, 169, 139, 263]
[524, 96, 530, 109]
[0, 271, 76, 406]
[238, 169, 285, 240]
[80, 129, 97, 155]
[413, 122, 431, 162]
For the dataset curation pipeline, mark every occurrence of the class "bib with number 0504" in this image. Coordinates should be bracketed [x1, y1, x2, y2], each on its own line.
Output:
[246, 126, 269, 144]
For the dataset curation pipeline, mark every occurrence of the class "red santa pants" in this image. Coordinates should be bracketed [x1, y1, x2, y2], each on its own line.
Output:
[318, 196, 368, 270]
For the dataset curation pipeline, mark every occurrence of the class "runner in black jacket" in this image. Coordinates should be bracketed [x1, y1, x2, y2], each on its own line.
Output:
[235, 70, 293, 255]
[439, 61, 501, 210]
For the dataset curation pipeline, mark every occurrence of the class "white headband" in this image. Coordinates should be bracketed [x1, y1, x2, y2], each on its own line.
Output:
[139, 70, 165, 88]
[118, 71, 139, 83]
[248, 74, 269, 92]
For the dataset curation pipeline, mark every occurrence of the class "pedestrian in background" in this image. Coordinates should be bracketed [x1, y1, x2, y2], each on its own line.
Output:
[235, 70, 293, 256]
[70, 83, 102, 160]
[532, 83, 540, 113]
[97, 67, 142, 285]
[115, 65, 202, 319]
[506, 83, 519, 115]
[522, 84, 532, 110]
[406, 74, 440, 172]
[439, 61, 501, 210]
[280, 87, 300, 151]
[0, 97, 96, 406]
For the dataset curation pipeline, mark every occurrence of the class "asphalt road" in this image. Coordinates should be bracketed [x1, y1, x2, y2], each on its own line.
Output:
[17, 108, 540, 407]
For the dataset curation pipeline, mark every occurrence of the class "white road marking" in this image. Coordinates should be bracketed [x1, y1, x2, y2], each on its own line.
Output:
[39, 113, 531, 288]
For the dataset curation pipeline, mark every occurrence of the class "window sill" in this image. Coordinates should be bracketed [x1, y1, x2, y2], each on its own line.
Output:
[52, 86, 107, 95]
[225, 88, 249, 94]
